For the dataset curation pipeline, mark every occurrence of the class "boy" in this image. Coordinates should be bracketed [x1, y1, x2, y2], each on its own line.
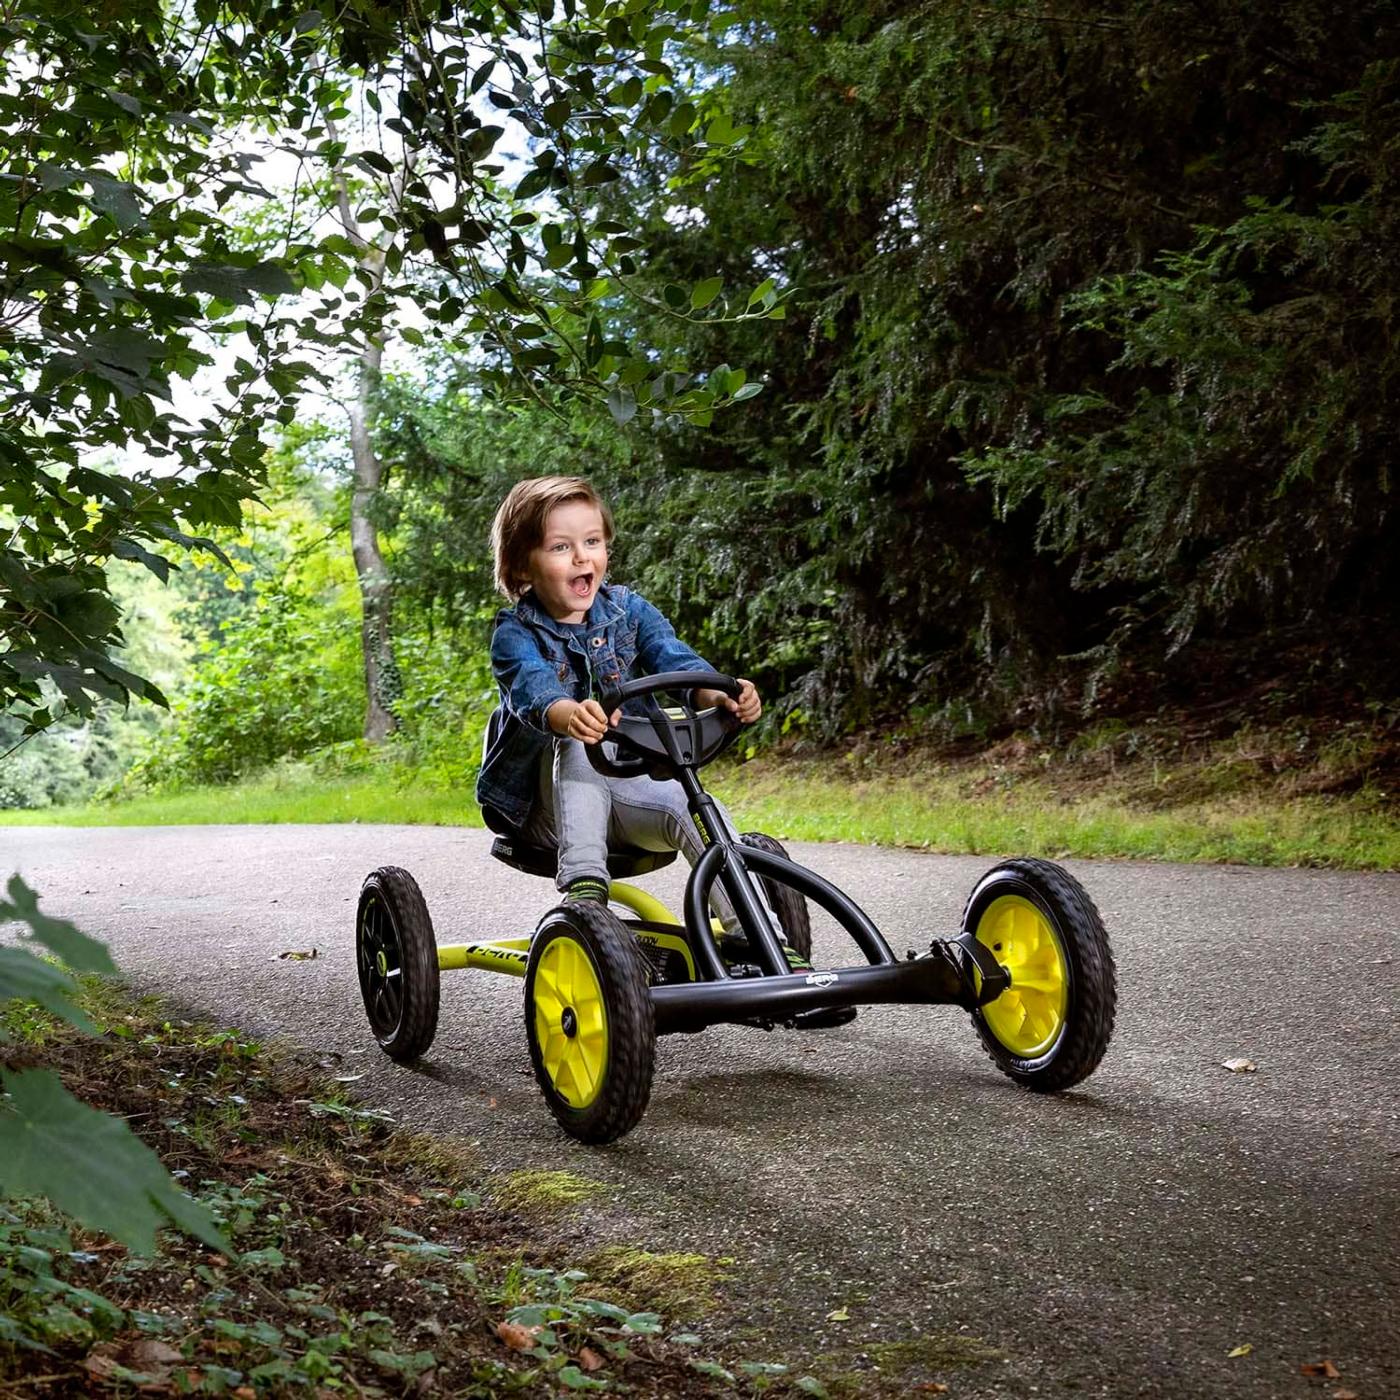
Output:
[476, 476, 768, 933]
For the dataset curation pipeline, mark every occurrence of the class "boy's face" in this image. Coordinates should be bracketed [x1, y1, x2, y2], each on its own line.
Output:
[524, 499, 609, 623]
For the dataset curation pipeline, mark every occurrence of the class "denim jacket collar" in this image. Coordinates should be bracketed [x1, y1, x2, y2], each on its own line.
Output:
[514, 582, 625, 641]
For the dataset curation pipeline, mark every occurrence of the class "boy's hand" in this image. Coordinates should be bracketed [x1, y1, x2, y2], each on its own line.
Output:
[552, 698, 621, 744]
[697, 679, 762, 724]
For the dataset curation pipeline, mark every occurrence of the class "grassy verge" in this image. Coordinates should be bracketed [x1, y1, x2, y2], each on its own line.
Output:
[4, 733, 1397, 868]
[1, 983, 825, 1397]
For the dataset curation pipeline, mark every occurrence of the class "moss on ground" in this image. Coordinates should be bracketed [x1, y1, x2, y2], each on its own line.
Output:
[490, 1168, 606, 1213]
[579, 1246, 733, 1318]
[812, 1331, 1004, 1395]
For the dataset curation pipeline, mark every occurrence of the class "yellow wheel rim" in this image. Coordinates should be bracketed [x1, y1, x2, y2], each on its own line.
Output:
[975, 894, 1069, 1058]
[533, 935, 609, 1108]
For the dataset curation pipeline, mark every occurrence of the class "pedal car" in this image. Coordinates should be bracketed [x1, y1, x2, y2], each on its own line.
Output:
[356, 672, 1117, 1143]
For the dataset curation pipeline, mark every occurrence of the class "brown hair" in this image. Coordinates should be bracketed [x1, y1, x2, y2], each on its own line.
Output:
[490, 476, 614, 600]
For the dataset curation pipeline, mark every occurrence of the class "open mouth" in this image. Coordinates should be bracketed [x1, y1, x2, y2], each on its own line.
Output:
[569, 572, 594, 598]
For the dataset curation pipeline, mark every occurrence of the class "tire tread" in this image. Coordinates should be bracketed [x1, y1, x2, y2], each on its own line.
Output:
[964, 857, 1116, 1092]
[357, 865, 440, 1064]
[526, 902, 656, 1144]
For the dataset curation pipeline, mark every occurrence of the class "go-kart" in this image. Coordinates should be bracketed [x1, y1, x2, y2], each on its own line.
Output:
[356, 672, 1117, 1144]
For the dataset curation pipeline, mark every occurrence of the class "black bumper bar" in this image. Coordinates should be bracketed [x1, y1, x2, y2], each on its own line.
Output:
[651, 943, 975, 1035]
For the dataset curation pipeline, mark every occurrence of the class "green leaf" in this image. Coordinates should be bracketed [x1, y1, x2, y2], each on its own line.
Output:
[516, 168, 551, 200]
[662, 284, 688, 310]
[1, 876, 116, 974]
[606, 385, 637, 425]
[669, 102, 696, 138]
[468, 125, 504, 159]
[108, 537, 172, 583]
[182, 261, 294, 304]
[557, 1364, 609, 1389]
[691, 1359, 735, 1382]
[795, 1377, 830, 1397]
[0, 948, 90, 1033]
[732, 382, 764, 402]
[83, 175, 144, 230]
[582, 160, 622, 187]
[690, 277, 723, 310]
[747, 277, 776, 307]
[0, 1069, 228, 1255]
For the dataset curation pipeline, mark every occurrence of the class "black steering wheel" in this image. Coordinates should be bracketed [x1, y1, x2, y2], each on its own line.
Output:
[585, 670, 745, 781]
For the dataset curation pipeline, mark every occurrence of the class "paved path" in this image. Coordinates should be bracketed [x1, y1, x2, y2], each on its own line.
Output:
[5, 825, 1398, 1398]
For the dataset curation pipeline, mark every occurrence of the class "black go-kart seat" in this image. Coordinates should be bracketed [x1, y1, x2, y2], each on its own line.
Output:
[489, 833, 678, 881]
[479, 707, 678, 881]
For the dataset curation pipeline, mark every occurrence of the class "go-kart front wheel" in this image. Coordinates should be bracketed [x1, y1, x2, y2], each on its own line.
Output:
[357, 866, 440, 1063]
[525, 903, 656, 1144]
[963, 858, 1115, 1092]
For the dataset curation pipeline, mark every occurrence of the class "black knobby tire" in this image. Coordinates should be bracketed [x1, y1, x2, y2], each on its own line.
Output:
[963, 858, 1116, 1092]
[524, 902, 656, 1144]
[738, 832, 812, 961]
[357, 866, 440, 1064]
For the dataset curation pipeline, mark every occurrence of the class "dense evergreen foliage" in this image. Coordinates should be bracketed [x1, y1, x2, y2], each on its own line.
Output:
[384, 0, 1398, 738]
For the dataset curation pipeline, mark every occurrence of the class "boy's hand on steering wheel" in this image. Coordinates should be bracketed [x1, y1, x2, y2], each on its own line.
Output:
[697, 678, 762, 724]
[565, 698, 621, 744]
[733, 678, 762, 724]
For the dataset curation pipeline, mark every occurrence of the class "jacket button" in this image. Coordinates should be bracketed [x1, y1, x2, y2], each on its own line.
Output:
[590, 636, 603, 647]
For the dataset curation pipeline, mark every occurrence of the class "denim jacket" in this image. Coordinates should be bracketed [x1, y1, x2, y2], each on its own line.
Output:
[475, 583, 712, 832]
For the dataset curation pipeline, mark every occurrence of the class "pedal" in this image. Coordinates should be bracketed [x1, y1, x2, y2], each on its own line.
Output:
[788, 1005, 858, 1031]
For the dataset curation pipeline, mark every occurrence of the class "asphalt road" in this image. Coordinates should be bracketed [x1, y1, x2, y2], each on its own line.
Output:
[5, 824, 1398, 1398]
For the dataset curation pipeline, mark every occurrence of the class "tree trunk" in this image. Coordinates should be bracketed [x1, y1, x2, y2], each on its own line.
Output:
[347, 300, 401, 743]
[332, 139, 401, 743]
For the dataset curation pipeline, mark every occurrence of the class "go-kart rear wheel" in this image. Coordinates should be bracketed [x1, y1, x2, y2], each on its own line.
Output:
[357, 866, 440, 1064]
[739, 832, 812, 962]
[963, 858, 1115, 1092]
[525, 903, 655, 1144]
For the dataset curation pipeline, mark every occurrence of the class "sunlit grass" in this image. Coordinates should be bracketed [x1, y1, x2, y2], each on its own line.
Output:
[4, 760, 1396, 868]
[0, 772, 481, 829]
[712, 765, 1400, 870]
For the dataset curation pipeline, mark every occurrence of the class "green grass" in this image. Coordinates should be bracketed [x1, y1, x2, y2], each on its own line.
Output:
[716, 764, 1400, 870]
[4, 758, 1397, 869]
[0, 771, 481, 829]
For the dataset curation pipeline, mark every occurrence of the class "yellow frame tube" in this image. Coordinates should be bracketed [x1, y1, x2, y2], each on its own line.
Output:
[438, 938, 530, 976]
[611, 882, 724, 938]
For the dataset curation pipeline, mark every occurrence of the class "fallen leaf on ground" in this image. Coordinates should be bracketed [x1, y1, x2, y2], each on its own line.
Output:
[825, 1308, 850, 1322]
[1299, 1359, 1340, 1378]
[83, 1347, 122, 1381]
[1222, 1057, 1257, 1072]
[1227, 1344, 1253, 1358]
[1333, 1390, 1358, 1400]
[131, 1339, 182, 1369]
[278, 948, 318, 960]
[496, 1321, 541, 1351]
[919, 1385, 949, 1394]
[578, 1346, 605, 1372]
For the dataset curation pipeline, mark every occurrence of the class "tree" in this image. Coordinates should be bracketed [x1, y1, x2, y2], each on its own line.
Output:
[1, 0, 781, 743]
[1, 0, 783, 1257]
[498, 0, 1400, 733]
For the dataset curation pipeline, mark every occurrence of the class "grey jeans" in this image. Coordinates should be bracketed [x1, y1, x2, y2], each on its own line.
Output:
[521, 736, 774, 936]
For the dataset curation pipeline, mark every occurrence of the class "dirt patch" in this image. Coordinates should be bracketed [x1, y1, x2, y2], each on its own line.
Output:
[0, 991, 810, 1397]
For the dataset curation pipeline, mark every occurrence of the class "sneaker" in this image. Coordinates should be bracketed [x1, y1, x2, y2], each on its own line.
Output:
[781, 943, 812, 972]
[564, 876, 610, 906]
